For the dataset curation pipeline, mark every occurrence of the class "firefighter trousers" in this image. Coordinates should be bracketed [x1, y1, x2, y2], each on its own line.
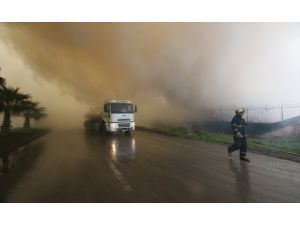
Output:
[229, 137, 247, 157]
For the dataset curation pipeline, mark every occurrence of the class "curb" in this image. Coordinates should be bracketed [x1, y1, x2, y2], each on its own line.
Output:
[284, 151, 300, 156]
[3, 130, 49, 155]
[0, 130, 49, 173]
[249, 148, 300, 163]
[137, 127, 300, 163]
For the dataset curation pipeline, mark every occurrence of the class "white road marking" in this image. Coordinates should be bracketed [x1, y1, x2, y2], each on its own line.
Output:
[105, 157, 132, 192]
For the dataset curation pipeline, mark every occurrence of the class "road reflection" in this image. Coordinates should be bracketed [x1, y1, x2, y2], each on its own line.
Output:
[228, 159, 251, 202]
[0, 142, 45, 202]
[108, 135, 136, 163]
[84, 132, 137, 163]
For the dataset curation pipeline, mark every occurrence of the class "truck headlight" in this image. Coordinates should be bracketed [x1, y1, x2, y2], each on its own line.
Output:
[110, 123, 117, 128]
[131, 122, 135, 127]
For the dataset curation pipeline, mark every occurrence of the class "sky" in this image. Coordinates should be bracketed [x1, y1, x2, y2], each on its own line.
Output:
[1, 23, 300, 129]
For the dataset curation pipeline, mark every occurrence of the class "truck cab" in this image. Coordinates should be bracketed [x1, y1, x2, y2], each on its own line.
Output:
[100, 100, 137, 134]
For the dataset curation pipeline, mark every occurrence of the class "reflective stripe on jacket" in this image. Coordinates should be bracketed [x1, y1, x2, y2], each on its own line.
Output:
[231, 115, 246, 137]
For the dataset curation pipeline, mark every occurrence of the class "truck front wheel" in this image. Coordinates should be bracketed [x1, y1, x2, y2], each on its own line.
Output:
[100, 122, 107, 135]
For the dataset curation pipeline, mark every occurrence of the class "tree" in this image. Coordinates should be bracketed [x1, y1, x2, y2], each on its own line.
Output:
[19, 101, 47, 129]
[0, 77, 5, 89]
[0, 66, 6, 89]
[18, 100, 37, 129]
[0, 87, 31, 132]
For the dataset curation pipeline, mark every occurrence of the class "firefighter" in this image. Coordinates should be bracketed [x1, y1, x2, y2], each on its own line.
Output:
[227, 107, 250, 162]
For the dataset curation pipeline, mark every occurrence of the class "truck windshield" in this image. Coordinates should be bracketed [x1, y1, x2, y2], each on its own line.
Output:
[110, 103, 133, 113]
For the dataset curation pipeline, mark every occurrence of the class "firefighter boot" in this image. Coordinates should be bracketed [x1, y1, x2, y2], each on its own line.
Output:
[240, 156, 250, 163]
[227, 146, 233, 157]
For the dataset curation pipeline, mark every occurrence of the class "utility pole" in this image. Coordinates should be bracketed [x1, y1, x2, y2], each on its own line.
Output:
[281, 105, 284, 121]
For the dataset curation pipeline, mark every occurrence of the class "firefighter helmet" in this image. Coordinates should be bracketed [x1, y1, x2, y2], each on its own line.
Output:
[236, 107, 245, 114]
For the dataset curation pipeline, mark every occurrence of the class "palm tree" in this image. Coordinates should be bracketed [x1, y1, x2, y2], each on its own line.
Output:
[0, 66, 6, 89]
[20, 101, 47, 129]
[0, 87, 31, 132]
[31, 107, 47, 126]
[0, 77, 5, 89]
[0, 69, 6, 121]
[18, 100, 38, 129]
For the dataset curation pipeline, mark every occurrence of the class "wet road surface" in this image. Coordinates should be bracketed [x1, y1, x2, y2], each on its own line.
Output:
[1, 130, 299, 202]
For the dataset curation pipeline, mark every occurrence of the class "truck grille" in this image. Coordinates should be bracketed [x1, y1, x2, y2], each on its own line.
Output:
[118, 119, 130, 121]
[118, 123, 130, 128]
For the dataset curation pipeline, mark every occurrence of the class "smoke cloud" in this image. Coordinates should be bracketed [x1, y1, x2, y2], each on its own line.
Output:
[1, 23, 300, 128]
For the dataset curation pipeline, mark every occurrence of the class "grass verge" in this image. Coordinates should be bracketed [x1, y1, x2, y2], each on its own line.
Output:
[137, 126, 300, 155]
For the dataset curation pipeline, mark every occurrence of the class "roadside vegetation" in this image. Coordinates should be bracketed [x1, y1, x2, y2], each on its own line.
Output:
[137, 126, 300, 154]
[1, 71, 48, 171]
[0, 75, 47, 133]
[0, 128, 47, 152]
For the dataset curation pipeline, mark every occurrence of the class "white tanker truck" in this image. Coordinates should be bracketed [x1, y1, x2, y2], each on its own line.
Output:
[98, 100, 137, 135]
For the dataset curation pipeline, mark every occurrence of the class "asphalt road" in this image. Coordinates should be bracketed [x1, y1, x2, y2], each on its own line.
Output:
[1, 130, 299, 202]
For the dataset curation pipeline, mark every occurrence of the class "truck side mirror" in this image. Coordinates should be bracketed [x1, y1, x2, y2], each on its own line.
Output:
[134, 105, 137, 113]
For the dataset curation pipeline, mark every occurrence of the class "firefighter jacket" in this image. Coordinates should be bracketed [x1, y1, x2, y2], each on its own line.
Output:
[231, 115, 247, 138]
